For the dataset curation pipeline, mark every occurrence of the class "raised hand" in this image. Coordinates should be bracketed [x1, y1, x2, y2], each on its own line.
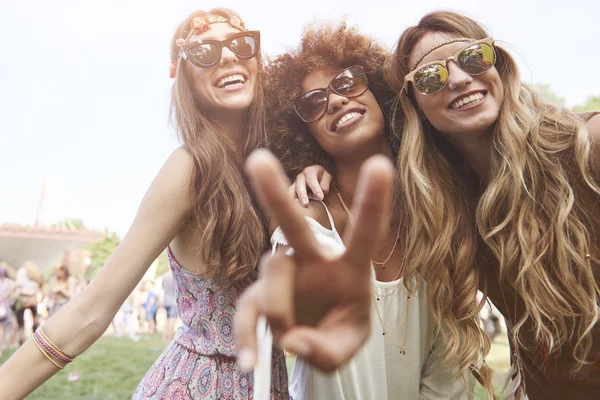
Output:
[289, 165, 333, 207]
[235, 149, 394, 372]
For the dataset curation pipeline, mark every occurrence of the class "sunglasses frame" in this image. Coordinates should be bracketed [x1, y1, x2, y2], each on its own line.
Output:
[293, 65, 369, 123]
[403, 37, 496, 95]
[181, 30, 261, 68]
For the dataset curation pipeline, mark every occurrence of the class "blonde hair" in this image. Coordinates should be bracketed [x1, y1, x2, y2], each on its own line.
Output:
[23, 261, 43, 287]
[169, 9, 267, 285]
[386, 10, 600, 386]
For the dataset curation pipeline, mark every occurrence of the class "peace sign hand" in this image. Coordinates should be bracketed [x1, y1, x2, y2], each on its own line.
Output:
[235, 149, 394, 372]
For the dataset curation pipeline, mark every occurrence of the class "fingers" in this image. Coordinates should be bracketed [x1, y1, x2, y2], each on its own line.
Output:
[245, 149, 320, 259]
[320, 170, 333, 195]
[344, 155, 395, 267]
[234, 282, 263, 371]
[304, 167, 324, 201]
[280, 324, 370, 372]
[294, 173, 309, 207]
[260, 251, 295, 340]
[288, 182, 298, 202]
[234, 251, 296, 372]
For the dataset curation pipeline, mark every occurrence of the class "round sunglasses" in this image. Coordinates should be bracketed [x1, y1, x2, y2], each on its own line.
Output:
[403, 37, 496, 95]
[294, 65, 369, 123]
[181, 31, 260, 68]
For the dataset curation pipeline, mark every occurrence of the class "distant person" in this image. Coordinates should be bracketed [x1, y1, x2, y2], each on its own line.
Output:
[0, 266, 16, 357]
[160, 270, 177, 342]
[48, 264, 76, 316]
[142, 281, 158, 335]
[12, 262, 43, 346]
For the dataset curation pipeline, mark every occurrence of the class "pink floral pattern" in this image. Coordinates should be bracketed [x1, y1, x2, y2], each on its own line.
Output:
[191, 16, 210, 34]
[133, 248, 288, 399]
[228, 16, 243, 30]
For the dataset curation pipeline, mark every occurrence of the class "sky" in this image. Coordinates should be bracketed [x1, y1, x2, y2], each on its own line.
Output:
[1, 0, 598, 237]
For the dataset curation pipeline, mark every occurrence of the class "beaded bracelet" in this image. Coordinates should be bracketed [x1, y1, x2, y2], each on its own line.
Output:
[32, 327, 75, 369]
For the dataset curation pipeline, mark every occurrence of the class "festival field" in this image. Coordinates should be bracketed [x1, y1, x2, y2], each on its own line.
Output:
[1, 332, 511, 399]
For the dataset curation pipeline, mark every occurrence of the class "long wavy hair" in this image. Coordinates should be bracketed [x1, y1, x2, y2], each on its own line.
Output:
[386, 10, 600, 380]
[169, 9, 267, 285]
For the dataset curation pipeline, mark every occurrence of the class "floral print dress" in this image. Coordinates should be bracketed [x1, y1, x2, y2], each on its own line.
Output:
[133, 248, 288, 399]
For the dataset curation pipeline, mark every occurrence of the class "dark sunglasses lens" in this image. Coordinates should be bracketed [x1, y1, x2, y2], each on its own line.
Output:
[413, 64, 448, 95]
[187, 43, 220, 66]
[230, 35, 257, 58]
[458, 43, 496, 75]
[331, 67, 368, 97]
[295, 90, 328, 122]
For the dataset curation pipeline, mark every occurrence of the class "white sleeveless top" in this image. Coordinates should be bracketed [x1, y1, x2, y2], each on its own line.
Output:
[268, 201, 473, 400]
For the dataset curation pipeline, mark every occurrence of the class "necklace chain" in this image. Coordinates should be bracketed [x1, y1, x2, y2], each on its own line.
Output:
[334, 185, 400, 268]
[335, 183, 408, 355]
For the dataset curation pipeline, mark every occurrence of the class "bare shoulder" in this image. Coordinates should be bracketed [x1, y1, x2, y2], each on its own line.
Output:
[267, 198, 332, 234]
[150, 147, 195, 206]
[161, 147, 195, 184]
[302, 199, 333, 230]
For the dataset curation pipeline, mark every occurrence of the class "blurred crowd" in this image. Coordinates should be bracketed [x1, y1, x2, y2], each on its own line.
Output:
[0, 262, 179, 358]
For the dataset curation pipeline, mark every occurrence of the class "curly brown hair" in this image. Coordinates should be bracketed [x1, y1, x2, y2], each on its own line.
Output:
[265, 23, 397, 178]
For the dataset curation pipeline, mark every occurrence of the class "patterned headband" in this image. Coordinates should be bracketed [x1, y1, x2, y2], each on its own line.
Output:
[411, 37, 476, 71]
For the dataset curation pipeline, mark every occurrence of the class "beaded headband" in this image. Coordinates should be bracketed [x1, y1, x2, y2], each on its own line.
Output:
[169, 14, 247, 78]
[411, 37, 476, 71]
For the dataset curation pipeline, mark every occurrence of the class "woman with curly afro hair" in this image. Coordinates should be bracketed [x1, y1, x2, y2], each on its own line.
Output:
[263, 23, 478, 400]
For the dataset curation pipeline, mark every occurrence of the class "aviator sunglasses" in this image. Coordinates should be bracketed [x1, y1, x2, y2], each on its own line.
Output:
[294, 65, 369, 123]
[403, 37, 496, 95]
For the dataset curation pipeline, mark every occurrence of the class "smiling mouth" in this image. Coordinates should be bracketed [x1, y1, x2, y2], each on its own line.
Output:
[333, 110, 365, 132]
[216, 74, 247, 89]
[449, 91, 486, 109]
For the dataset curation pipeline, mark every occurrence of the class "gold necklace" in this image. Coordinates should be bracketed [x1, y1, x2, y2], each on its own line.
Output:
[335, 183, 409, 355]
[372, 284, 412, 355]
[334, 185, 400, 269]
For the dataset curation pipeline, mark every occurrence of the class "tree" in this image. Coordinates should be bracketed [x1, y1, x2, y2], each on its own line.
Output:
[50, 218, 87, 230]
[154, 250, 171, 278]
[85, 230, 121, 279]
[573, 96, 600, 112]
[533, 84, 565, 107]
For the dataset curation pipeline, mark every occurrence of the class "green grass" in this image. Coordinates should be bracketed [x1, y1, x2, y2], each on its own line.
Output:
[1, 335, 165, 400]
[1, 333, 511, 399]
[474, 333, 512, 399]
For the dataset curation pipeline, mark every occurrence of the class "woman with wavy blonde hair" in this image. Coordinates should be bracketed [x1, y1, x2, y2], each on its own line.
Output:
[384, 10, 600, 400]
[0, 8, 289, 399]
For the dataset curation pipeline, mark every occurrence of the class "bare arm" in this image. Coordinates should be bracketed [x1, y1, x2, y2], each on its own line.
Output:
[0, 148, 195, 399]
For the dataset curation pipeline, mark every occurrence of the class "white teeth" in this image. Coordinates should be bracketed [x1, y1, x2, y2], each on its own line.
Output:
[217, 74, 246, 88]
[336, 112, 362, 129]
[451, 92, 484, 109]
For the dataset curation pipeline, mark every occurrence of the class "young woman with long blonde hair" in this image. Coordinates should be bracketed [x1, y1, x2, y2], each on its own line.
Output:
[383, 11, 600, 399]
